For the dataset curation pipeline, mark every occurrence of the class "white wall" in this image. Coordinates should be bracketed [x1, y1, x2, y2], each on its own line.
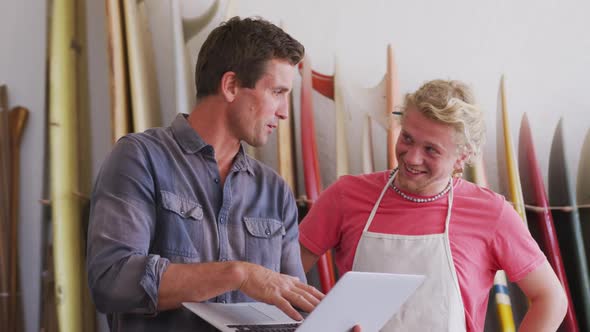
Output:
[1, 1, 46, 332]
[2, 0, 589, 331]
[144, 0, 590, 194]
[208, 0, 590, 194]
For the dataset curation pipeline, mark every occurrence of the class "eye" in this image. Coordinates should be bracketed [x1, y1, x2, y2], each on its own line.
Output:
[273, 88, 286, 96]
[402, 133, 412, 144]
[425, 146, 439, 155]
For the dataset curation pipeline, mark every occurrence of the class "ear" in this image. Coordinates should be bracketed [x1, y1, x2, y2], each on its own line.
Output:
[220, 71, 239, 102]
[453, 148, 470, 173]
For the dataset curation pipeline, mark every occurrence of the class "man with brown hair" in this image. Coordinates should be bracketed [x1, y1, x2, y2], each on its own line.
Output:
[87, 17, 323, 331]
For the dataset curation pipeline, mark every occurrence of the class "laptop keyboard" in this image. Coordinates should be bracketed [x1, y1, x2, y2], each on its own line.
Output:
[226, 323, 301, 332]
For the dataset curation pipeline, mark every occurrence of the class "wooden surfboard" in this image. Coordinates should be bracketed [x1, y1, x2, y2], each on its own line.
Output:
[300, 56, 336, 292]
[172, 0, 220, 115]
[48, 0, 84, 330]
[333, 59, 350, 178]
[386, 45, 401, 170]
[549, 118, 590, 331]
[0, 85, 10, 330]
[518, 113, 579, 331]
[497, 77, 527, 223]
[361, 114, 375, 174]
[75, 1, 97, 329]
[299, 59, 347, 286]
[344, 48, 391, 175]
[495, 75, 524, 331]
[105, 0, 131, 142]
[577, 129, 590, 272]
[275, 22, 297, 190]
[0, 89, 28, 332]
[306, 57, 349, 179]
[122, 0, 161, 132]
[276, 92, 297, 192]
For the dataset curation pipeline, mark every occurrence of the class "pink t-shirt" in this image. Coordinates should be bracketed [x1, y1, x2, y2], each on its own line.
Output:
[299, 171, 546, 332]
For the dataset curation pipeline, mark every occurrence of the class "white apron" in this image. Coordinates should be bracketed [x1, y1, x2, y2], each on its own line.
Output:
[352, 171, 467, 331]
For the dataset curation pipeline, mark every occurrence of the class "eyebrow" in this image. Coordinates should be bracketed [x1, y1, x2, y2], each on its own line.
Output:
[401, 130, 447, 152]
[274, 86, 290, 93]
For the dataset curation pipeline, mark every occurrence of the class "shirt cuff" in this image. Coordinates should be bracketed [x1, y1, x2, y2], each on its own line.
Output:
[139, 254, 170, 313]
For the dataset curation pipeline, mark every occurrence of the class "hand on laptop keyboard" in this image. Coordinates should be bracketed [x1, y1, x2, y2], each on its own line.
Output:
[236, 262, 325, 321]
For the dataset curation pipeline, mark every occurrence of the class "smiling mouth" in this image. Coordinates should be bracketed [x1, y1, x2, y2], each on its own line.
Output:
[404, 164, 425, 175]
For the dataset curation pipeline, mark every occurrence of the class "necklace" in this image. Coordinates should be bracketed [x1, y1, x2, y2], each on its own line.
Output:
[390, 168, 452, 203]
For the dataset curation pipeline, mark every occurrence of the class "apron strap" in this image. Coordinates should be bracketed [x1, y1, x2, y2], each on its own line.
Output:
[363, 171, 396, 232]
[443, 180, 454, 235]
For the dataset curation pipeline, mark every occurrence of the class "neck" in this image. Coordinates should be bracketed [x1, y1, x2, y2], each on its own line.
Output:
[392, 168, 452, 197]
[187, 98, 241, 163]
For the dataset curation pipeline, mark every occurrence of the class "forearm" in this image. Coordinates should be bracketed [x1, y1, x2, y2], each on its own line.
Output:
[300, 244, 320, 273]
[157, 261, 246, 310]
[518, 295, 567, 332]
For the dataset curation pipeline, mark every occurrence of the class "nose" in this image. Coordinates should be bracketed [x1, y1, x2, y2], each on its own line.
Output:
[403, 146, 423, 165]
[276, 95, 289, 120]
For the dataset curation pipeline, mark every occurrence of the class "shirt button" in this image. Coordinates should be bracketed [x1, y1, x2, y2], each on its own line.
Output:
[214, 178, 220, 184]
[265, 228, 271, 236]
[219, 217, 225, 224]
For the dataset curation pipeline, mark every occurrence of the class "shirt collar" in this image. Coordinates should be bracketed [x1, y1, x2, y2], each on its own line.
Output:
[234, 144, 255, 175]
[171, 113, 254, 175]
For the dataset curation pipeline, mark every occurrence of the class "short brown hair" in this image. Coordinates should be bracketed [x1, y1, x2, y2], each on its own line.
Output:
[195, 16, 304, 99]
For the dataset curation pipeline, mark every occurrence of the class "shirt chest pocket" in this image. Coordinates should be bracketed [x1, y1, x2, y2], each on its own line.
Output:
[243, 217, 285, 272]
[158, 191, 204, 261]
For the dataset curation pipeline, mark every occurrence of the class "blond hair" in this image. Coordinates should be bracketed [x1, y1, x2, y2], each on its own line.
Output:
[401, 79, 485, 163]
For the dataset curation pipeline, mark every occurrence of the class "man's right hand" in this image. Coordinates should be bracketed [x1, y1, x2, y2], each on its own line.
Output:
[237, 262, 325, 321]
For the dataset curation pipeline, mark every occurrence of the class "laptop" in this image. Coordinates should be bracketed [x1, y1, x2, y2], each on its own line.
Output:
[183, 271, 425, 332]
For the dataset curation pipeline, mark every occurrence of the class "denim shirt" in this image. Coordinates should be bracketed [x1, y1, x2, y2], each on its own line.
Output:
[86, 114, 305, 331]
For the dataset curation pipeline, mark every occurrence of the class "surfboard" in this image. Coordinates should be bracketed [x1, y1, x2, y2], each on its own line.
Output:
[344, 49, 390, 175]
[8, 106, 28, 332]
[0, 91, 28, 332]
[494, 75, 526, 331]
[386, 45, 400, 170]
[300, 56, 336, 292]
[333, 59, 350, 179]
[549, 118, 590, 331]
[578, 129, 590, 271]
[295, 58, 346, 288]
[276, 92, 297, 192]
[310, 69, 334, 99]
[48, 0, 84, 330]
[75, 1, 97, 329]
[518, 113, 579, 331]
[311, 57, 350, 183]
[105, 0, 131, 142]
[122, 0, 161, 132]
[0, 85, 10, 331]
[171, 0, 220, 115]
[361, 114, 375, 174]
